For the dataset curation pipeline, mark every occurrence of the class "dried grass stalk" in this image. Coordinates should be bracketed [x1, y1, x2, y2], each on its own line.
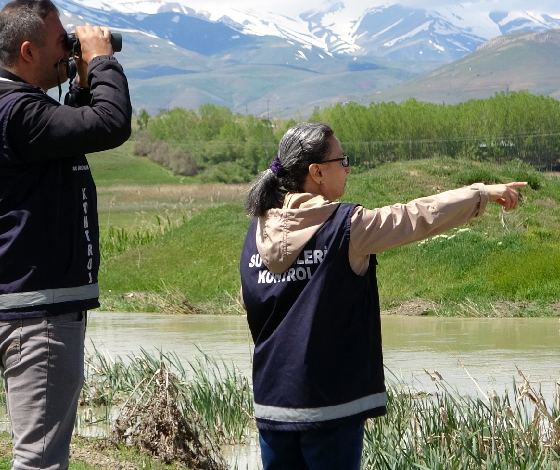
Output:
[111, 364, 227, 470]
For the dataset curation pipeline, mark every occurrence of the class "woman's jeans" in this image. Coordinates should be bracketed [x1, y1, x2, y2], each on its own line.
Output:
[0, 311, 86, 470]
[259, 420, 365, 470]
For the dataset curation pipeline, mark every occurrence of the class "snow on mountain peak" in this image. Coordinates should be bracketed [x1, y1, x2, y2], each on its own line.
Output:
[52, 0, 560, 61]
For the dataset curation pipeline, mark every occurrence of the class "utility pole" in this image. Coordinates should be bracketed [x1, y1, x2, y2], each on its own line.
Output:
[267, 100, 270, 120]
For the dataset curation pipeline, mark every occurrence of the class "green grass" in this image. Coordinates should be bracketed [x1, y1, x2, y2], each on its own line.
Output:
[363, 370, 560, 469]
[0, 455, 9, 470]
[0, 457, 102, 470]
[98, 203, 250, 312]
[88, 143, 250, 312]
[93, 151, 560, 316]
[81, 346, 254, 444]
[342, 157, 560, 314]
[0, 432, 189, 470]
[374, 229, 560, 313]
[0, 456, 102, 470]
[88, 141, 186, 187]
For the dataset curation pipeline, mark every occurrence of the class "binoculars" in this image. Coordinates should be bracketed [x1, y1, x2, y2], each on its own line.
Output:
[65, 32, 122, 55]
[63, 32, 122, 82]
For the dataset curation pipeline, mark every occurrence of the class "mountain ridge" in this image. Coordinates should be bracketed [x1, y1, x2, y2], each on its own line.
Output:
[2, 0, 560, 116]
[57, 0, 560, 60]
[307, 28, 560, 113]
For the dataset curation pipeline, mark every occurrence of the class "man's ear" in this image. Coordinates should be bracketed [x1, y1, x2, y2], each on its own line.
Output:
[308, 163, 323, 185]
[20, 41, 35, 64]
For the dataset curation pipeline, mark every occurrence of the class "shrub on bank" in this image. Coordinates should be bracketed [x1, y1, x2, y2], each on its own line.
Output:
[198, 162, 254, 184]
[132, 132, 198, 177]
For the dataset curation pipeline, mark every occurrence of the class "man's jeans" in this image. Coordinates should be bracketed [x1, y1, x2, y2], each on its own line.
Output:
[0, 311, 86, 470]
[259, 420, 365, 470]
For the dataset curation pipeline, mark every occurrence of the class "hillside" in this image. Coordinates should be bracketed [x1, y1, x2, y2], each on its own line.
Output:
[127, 27, 560, 116]
[89, 147, 560, 317]
[50, 8, 429, 116]
[312, 29, 560, 110]
[114, 31, 428, 116]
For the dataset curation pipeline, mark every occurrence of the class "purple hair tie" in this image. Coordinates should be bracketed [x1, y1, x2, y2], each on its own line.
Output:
[269, 156, 284, 176]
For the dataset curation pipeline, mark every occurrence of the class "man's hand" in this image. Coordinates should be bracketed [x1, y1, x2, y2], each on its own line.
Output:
[73, 26, 113, 87]
[486, 182, 528, 211]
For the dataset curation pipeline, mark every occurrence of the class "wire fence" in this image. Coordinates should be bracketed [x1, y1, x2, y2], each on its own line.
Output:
[341, 133, 560, 169]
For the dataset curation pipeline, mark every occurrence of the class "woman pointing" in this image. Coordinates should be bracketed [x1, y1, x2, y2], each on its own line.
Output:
[240, 123, 526, 470]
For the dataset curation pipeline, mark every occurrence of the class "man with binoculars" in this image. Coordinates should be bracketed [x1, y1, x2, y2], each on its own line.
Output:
[0, 0, 131, 468]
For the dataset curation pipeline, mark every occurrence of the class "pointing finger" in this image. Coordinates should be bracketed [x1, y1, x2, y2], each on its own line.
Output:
[506, 182, 528, 189]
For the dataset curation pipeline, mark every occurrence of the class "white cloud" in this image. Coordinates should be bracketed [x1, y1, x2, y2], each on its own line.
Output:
[176, 0, 560, 16]
[188, 0, 560, 43]
[97, 0, 560, 25]
[81, 0, 560, 48]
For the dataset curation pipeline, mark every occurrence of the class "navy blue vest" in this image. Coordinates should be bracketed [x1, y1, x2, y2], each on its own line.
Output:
[240, 203, 387, 431]
[0, 92, 100, 319]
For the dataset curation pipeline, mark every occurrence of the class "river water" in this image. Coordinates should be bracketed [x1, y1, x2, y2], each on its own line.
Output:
[86, 312, 560, 396]
[82, 312, 560, 469]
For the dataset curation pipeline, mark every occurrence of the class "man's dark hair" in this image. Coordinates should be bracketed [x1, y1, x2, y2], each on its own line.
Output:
[0, 0, 59, 67]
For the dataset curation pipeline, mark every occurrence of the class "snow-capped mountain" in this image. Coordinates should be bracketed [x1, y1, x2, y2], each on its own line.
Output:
[52, 0, 560, 62]
[3, 0, 559, 115]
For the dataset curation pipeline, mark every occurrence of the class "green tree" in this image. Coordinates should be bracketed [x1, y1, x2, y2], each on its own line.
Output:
[137, 109, 149, 131]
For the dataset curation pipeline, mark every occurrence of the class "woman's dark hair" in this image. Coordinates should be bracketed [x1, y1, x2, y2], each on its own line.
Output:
[244, 123, 334, 217]
[0, 0, 59, 67]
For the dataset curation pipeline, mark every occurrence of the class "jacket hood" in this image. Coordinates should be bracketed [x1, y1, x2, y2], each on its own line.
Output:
[256, 193, 338, 274]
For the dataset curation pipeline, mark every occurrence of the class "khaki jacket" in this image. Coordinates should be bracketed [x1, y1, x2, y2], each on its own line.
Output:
[255, 183, 489, 276]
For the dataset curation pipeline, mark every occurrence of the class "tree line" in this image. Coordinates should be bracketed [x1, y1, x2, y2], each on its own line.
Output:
[134, 91, 560, 182]
[134, 104, 295, 182]
[311, 91, 560, 169]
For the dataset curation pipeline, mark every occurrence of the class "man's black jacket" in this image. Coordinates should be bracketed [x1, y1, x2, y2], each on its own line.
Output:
[0, 55, 131, 162]
[0, 55, 132, 319]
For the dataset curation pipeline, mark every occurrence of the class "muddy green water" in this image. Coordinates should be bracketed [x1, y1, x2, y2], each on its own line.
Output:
[86, 312, 559, 397]
[81, 312, 560, 469]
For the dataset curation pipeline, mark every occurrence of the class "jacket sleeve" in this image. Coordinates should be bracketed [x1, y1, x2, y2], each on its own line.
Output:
[349, 184, 489, 258]
[6, 55, 132, 162]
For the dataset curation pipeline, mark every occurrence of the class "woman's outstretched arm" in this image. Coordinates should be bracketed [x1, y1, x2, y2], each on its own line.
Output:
[349, 182, 527, 261]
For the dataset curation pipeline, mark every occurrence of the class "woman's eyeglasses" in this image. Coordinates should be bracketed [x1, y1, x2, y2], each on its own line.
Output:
[320, 154, 350, 167]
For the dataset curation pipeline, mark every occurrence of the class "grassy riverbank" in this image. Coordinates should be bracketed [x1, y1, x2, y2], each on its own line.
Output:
[76, 348, 560, 469]
[2, 347, 558, 469]
[89, 147, 560, 316]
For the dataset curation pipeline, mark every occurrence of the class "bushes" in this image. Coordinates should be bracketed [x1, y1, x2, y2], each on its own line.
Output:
[312, 91, 560, 169]
[133, 93, 560, 181]
[144, 105, 279, 175]
[132, 132, 152, 156]
[131, 104, 280, 183]
[133, 132, 198, 177]
[169, 151, 199, 177]
[451, 158, 544, 189]
[198, 162, 254, 184]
